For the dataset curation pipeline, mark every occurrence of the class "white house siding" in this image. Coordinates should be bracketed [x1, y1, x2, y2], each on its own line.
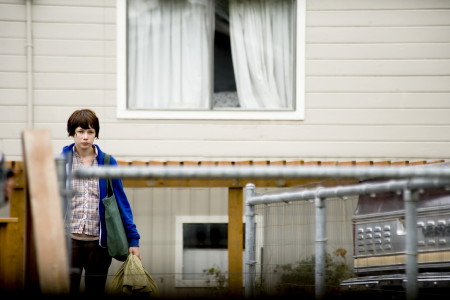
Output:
[105, 187, 230, 298]
[1, 0, 450, 297]
[0, 0, 449, 162]
[106, 185, 357, 297]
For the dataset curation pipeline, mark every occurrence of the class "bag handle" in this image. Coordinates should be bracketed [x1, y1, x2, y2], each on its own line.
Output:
[104, 154, 113, 197]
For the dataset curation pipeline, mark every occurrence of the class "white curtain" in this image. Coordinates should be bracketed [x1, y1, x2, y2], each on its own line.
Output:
[127, 0, 294, 110]
[128, 0, 213, 109]
[229, 0, 294, 109]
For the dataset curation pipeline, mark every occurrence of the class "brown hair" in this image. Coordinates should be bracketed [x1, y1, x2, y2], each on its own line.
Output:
[67, 109, 100, 138]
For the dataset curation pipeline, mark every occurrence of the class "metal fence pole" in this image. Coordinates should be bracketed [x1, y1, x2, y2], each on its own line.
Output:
[244, 183, 256, 298]
[55, 155, 76, 283]
[315, 196, 326, 300]
[404, 188, 419, 300]
[55, 155, 67, 214]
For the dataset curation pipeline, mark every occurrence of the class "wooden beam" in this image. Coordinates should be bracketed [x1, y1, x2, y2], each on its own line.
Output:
[22, 129, 69, 295]
[228, 187, 244, 298]
[121, 177, 358, 188]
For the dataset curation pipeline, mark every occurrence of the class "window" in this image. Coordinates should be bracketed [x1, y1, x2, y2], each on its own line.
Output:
[175, 215, 262, 287]
[175, 216, 232, 287]
[117, 0, 305, 120]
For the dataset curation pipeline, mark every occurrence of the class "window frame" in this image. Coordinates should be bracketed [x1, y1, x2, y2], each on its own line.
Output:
[175, 216, 230, 287]
[116, 0, 305, 120]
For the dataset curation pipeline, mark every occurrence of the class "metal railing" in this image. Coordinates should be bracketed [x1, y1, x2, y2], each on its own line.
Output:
[244, 177, 450, 300]
[67, 161, 450, 300]
[70, 164, 450, 180]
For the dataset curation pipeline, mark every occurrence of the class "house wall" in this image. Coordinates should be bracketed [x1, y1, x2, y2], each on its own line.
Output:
[109, 187, 357, 297]
[0, 0, 449, 162]
[0, 0, 449, 297]
[107, 186, 231, 297]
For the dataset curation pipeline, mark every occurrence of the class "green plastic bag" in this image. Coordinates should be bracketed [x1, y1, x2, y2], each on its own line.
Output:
[106, 254, 159, 297]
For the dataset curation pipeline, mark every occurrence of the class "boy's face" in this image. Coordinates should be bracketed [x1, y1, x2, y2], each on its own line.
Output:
[73, 126, 96, 150]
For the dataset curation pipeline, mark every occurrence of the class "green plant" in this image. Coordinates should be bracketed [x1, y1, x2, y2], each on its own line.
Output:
[203, 265, 228, 297]
[274, 248, 354, 298]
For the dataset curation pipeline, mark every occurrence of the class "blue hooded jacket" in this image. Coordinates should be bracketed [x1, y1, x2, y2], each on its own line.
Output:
[61, 143, 140, 248]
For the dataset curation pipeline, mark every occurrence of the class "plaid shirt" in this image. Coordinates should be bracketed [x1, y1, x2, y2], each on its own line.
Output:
[70, 149, 100, 240]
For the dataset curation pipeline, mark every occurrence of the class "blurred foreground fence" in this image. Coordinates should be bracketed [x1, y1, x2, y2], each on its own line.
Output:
[2, 139, 450, 299]
[72, 162, 450, 300]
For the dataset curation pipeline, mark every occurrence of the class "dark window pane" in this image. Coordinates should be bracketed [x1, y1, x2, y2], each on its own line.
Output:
[183, 223, 228, 249]
[183, 223, 246, 249]
[213, 0, 239, 108]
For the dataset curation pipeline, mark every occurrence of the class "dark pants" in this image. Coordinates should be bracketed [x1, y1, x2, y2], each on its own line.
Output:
[70, 238, 112, 295]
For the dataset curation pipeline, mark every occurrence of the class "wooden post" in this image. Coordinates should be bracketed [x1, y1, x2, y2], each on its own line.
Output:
[21, 129, 69, 295]
[0, 161, 26, 292]
[228, 187, 244, 298]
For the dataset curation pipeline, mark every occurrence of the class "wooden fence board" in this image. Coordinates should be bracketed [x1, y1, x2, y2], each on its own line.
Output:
[21, 129, 69, 295]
